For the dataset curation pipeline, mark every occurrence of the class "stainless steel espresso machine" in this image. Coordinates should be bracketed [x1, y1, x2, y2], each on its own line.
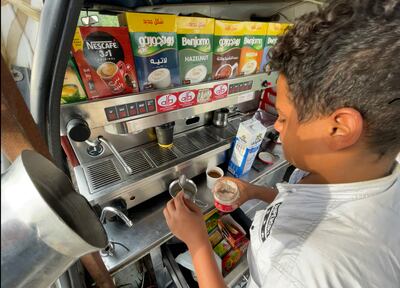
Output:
[60, 73, 276, 212]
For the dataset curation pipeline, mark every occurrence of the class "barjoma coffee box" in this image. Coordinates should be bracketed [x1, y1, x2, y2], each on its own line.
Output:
[176, 16, 214, 85]
[259, 23, 292, 74]
[123, 12, 180, 91]
[239, 22, 268, 76]
[72, 26, 139, 99]
[212, 20, 244, 80]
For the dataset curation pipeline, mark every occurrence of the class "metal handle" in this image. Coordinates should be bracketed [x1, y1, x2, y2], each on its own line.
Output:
[97, 136, 133, 175]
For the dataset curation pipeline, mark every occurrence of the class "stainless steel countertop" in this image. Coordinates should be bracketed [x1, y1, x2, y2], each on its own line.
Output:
[102, 142, 288, 275]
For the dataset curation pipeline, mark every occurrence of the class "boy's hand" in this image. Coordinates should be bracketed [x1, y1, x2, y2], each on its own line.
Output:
[163, 191, 209, 251]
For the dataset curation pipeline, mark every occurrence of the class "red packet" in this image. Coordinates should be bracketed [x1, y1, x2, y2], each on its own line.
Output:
[156, 93, 179, 112]
[212, 83, 228, 101]
[177, 89, 198, 108]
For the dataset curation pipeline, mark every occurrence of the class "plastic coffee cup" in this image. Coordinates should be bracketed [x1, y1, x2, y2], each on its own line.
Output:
[212, 179, 240, 213]
[206, 166, 224, 189]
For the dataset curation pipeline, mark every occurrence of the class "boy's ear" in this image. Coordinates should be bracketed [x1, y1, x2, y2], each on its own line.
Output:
[328, 108, 363, 150]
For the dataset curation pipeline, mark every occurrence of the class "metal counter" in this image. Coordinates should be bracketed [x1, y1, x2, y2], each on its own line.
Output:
[101, 142, 289, 275]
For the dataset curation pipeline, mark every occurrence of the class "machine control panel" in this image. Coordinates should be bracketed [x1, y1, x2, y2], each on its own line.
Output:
[228, 80, 253, 94]
[105, 99, 155, 122]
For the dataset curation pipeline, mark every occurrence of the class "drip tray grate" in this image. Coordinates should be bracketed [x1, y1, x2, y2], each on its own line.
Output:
[187, 130, 219, 149]
[144, 144, 177, 167]
[122, 150, 153, 175]
[86, 159, 121, 192]
[173, 136, 199, 155]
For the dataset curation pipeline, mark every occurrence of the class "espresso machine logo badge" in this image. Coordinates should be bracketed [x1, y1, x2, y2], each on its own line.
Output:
[212, 83, 228, 101]
[156, 93, 178, 112]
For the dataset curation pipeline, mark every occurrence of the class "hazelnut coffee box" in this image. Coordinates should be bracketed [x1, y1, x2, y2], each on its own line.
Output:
[239, 22, 267, 76]
[212, 20, 244, 80]
[176, 16, 214, 85]
[123, 13, 180, 91]
[72, 26, 139, 99]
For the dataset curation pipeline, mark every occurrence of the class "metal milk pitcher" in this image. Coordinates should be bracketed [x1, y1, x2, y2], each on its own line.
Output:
[1, 150, 108, 288]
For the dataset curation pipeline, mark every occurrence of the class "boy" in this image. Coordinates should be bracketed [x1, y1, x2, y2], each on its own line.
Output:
[163, 0, 400, 287]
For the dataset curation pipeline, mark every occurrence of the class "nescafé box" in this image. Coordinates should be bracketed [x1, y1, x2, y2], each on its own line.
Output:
[72, 26, 139, 99]
[239, 22, 268, 76]
[124, 13, 180, 91]
[177, 16, 214, 85]
[212, 20, 244, 80]
[260, 23, 292, 73]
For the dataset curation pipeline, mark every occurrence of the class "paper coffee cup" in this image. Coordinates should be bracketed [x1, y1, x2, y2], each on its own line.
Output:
[206, 166, 224, 189]
[148, 68, 172, 89]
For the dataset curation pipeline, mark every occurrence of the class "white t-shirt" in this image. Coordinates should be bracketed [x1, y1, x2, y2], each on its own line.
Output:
[247, 164, 400, 288]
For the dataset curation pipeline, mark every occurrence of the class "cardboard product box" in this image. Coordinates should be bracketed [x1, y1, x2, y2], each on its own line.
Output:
[72, 26, 139, 99]
[177, 16, 214, 85]
[204, 208, 221, 233]
[61, 57, 88, 104]
[212, 20, 243, 80]
[124, 12, 180, 91]
[222, 238, 249, 275]
[239, 22, 268, 76]
[259, 23, 292, 74]
[228, 118, 268, 177]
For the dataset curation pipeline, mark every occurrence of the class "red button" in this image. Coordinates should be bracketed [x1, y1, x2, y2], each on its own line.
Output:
[104, 107, 118, 121]
[127, 103, 137, 116]
[117, 105, 128, 119]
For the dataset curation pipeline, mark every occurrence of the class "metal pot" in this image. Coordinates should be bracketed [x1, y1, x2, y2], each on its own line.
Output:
[1, 150, 108, 288]
[213, 108, 229, 128]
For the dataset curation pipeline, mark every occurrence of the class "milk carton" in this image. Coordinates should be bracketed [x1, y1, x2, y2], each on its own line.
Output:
[228, 118, 267, 177]
[239, 22, 268, 76]
[177, 16, 214, 85]
[212, 20, 243, 80]
[124, 13, 180, 91]
[260, 23, 292, 74]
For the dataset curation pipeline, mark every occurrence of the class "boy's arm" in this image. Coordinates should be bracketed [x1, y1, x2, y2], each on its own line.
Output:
[163, 192, 226, 288]
[225, 177, 279, 205]
[188, 241, 226, 288]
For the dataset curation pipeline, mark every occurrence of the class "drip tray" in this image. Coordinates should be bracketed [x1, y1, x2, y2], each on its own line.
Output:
[78, 125, 236, 206]
[144, 144, 178, 167]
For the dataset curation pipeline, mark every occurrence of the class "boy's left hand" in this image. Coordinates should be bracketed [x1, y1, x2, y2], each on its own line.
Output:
[163, 191, 209, 251]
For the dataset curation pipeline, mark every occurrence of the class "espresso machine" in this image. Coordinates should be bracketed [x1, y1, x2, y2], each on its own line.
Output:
[60, 73, 276, 211]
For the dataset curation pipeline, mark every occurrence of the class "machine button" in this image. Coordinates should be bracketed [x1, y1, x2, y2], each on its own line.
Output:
[137, 101, 147, 114]
[127, 103, 138, 116]
[116, 105, 128, 119]
[146, 99, 156, 112]
[105, 107, 118, 121]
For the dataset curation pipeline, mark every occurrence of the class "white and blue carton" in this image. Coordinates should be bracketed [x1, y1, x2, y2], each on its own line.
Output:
[228, 118, 268, 177]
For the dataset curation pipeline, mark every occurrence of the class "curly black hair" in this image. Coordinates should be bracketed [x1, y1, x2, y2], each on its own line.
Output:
[269, 0, 400, 156]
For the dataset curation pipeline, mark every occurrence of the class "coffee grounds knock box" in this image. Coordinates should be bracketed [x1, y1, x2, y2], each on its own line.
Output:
[72, 26, 139, 100]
